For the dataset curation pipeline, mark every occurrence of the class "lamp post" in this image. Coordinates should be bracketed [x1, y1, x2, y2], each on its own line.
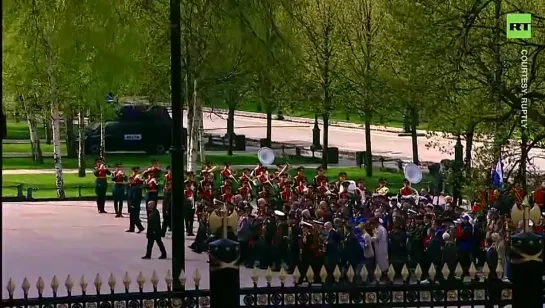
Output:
[312, 114, 322, 150]
[169, 0, 185, 292]
[453, 134, 463, 206]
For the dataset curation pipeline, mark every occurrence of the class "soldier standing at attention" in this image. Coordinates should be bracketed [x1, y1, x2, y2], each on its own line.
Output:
[127, 167, 145, 233]
[142, 201, 167, 260]
[111, 163, 127, 217]
[161, 166, 172, 237]
[94, 157, 111, 214]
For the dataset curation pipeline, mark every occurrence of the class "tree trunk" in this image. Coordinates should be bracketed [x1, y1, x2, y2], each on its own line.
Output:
[410, 107, 420, 165]
[519, 123, 528, 188]
[364, 111, 373, 177]
[227, 103, 235, 156]
[51, 104, 66, 199]
[77, 110, 86, 177]
[195, 86, 205, 164]
[266, 108, 272, 147]
[65, 115, 77, 158]
[99, 110, 105, 159]
[187, 79, 199, 172]
[45, 121, 52, 144]
[322, 113, 329, 169]
[27, 115, 44, 164]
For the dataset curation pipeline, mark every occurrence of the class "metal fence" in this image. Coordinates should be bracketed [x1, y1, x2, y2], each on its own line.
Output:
[2, 261, 522, 308]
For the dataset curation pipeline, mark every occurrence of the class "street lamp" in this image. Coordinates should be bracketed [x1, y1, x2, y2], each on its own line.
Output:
[312, 114, 322, 150]
[169, 0, 185, 292]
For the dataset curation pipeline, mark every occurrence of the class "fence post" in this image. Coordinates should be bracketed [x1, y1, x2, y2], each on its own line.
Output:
[16, 184, 24, 198]
[208, 237, 240, 308]
[509, 232, 543, 308]
[78, 186, 82, 198]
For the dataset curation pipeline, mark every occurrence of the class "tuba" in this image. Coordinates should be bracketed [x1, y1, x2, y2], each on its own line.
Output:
[258, 147, 275, 165]
[404, 163, 423, 184]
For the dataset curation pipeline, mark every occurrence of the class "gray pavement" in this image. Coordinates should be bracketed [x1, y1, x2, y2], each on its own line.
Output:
[2, 201, 513, 307]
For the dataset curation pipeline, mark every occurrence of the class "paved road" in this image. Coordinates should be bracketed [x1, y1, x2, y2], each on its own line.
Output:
[191, 110, 545, 171]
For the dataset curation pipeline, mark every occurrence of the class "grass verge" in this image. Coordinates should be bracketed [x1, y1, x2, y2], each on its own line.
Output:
[2, 167, 431, 199]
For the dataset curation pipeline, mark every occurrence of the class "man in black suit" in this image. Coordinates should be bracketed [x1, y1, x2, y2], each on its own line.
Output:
[142, 201, 167, 259]
[485, 239, 499, 279]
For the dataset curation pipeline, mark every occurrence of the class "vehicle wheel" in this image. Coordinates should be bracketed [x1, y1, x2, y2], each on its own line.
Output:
[89, 144, 100, 154]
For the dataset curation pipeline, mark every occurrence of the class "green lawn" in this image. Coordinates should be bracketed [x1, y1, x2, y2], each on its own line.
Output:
[2, 142, 68, 153]
[1, 153, 321, 170]
[4, 120, 67, 140]
[2, 167, 431, 198]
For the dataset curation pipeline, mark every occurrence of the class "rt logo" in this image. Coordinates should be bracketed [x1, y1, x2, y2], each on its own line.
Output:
[507, 13, 532, 39]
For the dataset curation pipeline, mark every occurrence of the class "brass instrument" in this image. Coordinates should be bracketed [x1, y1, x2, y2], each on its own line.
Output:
[511, 195, 542, 232]
[114, 169, 125, 177]
[375, 186, 389, 196]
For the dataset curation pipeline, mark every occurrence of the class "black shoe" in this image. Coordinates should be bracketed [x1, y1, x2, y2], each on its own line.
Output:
[99, 211, 107, 214]
[126, 230, 135, 233]
[141, 256, 151, 259]
[158, 255, 167, 259]
[137, 229, 144, 234]
[187, 233, 195, 236]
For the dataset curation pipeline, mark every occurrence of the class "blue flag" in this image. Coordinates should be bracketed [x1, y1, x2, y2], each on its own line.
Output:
[491, 158, 503, 188]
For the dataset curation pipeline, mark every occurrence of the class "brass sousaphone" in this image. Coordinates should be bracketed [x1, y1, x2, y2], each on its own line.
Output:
[208, 202, 239, 237]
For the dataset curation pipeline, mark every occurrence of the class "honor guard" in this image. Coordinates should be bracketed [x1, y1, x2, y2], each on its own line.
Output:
[145, 159, 162, 179]
[277, 173, 289, 191]
[111, 163, 127, 217]
[239, 168, 252, 184]
[161, 166, 172, 237]
[258, 183, 271, 200]
[296, 180, 307, 195]
[199, 181, 214, 202]
[93, 157, 111, 213]
[145, 172, 159, 203]
[221, 178, 233, 194]
[127, 167, 145, 233]
[313, 166, 328, 187]
[281, 182, 293, 211]
[251, 163, 266, 179]
[294, 167, 307, 186]
[317, 180, 329, 200]
[221, 185, 234, 203]
[184, 181, 196, 236]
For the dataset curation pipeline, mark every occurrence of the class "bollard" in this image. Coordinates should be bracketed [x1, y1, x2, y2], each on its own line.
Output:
[16, 184, 24, 198]
[26, 187, 35, 199]
[510, 231, 543, 308]
[208, 238, 240, 308]
[78, 186, 82, 198]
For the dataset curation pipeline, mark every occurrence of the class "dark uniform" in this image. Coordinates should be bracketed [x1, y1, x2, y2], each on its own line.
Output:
[184, 181, 196, 236]
[142, 204, 167, 259]
[93, 158, 111, 213]
[325, 227, 341, 281]
[127, 167, 145, 233]
[161, 167, 172, 237]
[271, 214, 289, 271]
[111, 163, 127, 217]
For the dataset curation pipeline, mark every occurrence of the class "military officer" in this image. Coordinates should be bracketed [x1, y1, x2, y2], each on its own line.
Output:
[127, 167, 145, 233]
[111, 163, 127, 217]
[185, 180, 196, 236]
[93, 157, 111, 213]
[161, 166, 172, 237]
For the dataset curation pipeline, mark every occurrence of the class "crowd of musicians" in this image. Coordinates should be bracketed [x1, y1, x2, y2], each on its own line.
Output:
[93, 157, 545, 282]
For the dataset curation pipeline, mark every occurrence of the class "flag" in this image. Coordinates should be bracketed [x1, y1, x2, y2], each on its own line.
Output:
[491, 158, 503, 188]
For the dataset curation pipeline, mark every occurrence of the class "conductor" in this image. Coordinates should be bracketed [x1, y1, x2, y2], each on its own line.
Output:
[142, 201, 167, 259]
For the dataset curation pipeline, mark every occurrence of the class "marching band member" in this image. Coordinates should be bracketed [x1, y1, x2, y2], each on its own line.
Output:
[221, 185, 234, 203]
[532, 181, 545, 211]
[145, 172, 159, 203]
[335, 172, 347, 190]
[111, 163, 127, 217]
[317, 180, 330, 200]
[161, 166, 173, 237]
[238, 181, 252, 201]
[512, 181, 526, 204]
[201, 162, 217, 175]
[251, 163, 266, 178]
[239, 168, 252, 184]
[94, 157, 111, 214]
[375, 178, 389, 196]
[221, 162, 236, 181]
[294, 167, 307, 186]
[127, 167, 145, 233]
[144, 159, 162, 179]
[281, 182, 294, 211]
[399, 179, 417, 198]
[313, 166, 328, 187]
[355, 179, 366, 204]
[184, 180, 196, 236]
[185, 171, 197, 188]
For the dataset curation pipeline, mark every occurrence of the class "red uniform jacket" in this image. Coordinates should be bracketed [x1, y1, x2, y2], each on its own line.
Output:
[185, 188, 194, 199]
[489, 190, 497, 203]
[259, 191, 269, 199]
[513, 188, 526, 202]
[296, 184, 306, 194]
[164, 173, 172, 192]
[281, 190, 292, 202]
[295, 175, 307, 186]
[239, 186, 251, 199]
[534, 189, 545, 207]
[200, 189, 213, 201]
[400, 187, 413, 196]
[146, 178, 158, 192]
[317, 185, 328, 197]
[314, 174, 327, 186]
[222, 193, 233, 203]
[129, 175, 144, 187]
[112, 171, 126, 184]
[95, 166, 110, 179]
[221, 168, 233, 179]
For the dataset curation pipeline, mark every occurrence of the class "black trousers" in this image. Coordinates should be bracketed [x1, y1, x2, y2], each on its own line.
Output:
[161, 192, 171, 236]
[95, 181, 107, 212]
[185, 207, 196, 234]
[147, 192, 158, 204]
[145, 237, 167, 257]
[113, 185, 125, 215]
[129, 206, 145, 232]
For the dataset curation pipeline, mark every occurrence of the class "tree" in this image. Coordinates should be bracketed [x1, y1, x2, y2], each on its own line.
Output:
[282, 0, 342, 168]
[337, 0, 390, 176]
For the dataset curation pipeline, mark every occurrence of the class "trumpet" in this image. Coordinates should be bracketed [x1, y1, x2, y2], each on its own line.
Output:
[114, 169, 125, 177]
